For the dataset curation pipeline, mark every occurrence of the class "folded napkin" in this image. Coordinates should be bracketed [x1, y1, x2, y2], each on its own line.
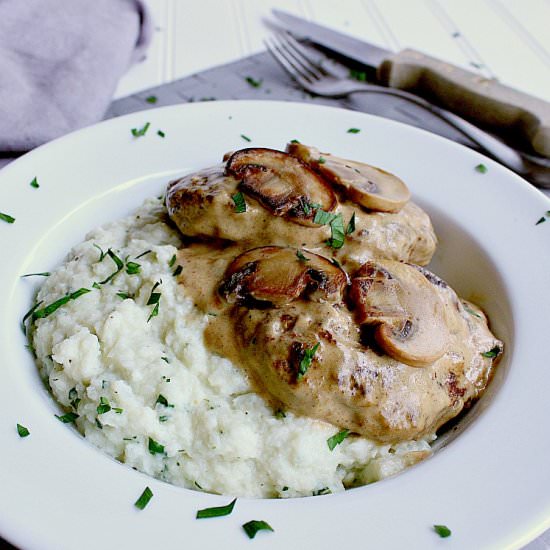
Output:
[0, 0, 151, 157]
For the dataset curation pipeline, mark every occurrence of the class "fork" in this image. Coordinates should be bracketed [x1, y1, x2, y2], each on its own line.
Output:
[265, 32, 550, 187]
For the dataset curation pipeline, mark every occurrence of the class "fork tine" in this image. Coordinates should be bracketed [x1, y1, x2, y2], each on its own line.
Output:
[265, 36, 313, 85]
[278, 32, 326, 77]
[273, 33, 323, 82]
[271, 34, 318, 81]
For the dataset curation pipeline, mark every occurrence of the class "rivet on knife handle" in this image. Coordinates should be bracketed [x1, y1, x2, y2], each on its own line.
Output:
[377, 48, 550, 158]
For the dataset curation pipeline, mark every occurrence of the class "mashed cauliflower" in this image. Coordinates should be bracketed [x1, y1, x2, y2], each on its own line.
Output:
[31, 198, 433, 498]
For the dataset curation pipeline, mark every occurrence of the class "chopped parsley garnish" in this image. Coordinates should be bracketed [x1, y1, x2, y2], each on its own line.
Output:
[161, 356, 170, 363]
[168, 254, 176, 267]
[159, 415, 169, 422]
[290, 138, 300, 144]
[113, 407, 123, 414]
[173, 265, 183, 277]
[313, 209, 336, 226]
[232, 191, 247, 213]
[99, 249, 124, 284]
[125, 261, 141, 275]
[327, 428, 350, 451]
[481, 345, 501, 358]
[464, 305, 482, 318]
[69, 387, 81, 410]
[196, 498, 237, 519]
[96, 396, 111, 415]
[318, 156, 326, 164]
[242, 520, 274, 539]
[17, 424, 30, 437]
[55, 412, 79, 424]
[135, 250, 152, 259]
[245, 76, 262, 88]
[134, 486, 153, 510]
[433, 524, 452, 538]
[93, 243, 107, 261]
[475, 163, 488, 173]
[313, 487, 331, 496]
[92, 282, 101, 289]
[21, 272, 50, 278]
[274, 409, 286, 419]
[297, 342, 320, 380]
[95, 418, 103, 429]
[347, 128, 360, 134]
[116, 291, 133, 300]
[326, 213, 346, 249]
[145, 95, 157, 104]
[147, 281, 162, 322]
[21, 301, 43, 334]
[156, 394, 174, 408]
[296, 250, 309, 262]
[346, 212, 356, 235]
[536, 211, 550, 225]
[350, 69, 367, 81]
[131, 122, 151, 137]
[240, 134, 252, 142]
[0, 212, 15, 224]
[30, 177, 40, 188]
[32, 288, 91, 320]
[148, 437, 165, 455]
[157, 130, 165, 138]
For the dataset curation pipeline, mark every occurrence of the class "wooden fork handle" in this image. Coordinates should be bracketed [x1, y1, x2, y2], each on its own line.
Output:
[377, 48, 550, 158]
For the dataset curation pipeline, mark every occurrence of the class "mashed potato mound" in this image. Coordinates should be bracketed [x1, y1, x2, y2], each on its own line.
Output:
[32, 198, 433, 498]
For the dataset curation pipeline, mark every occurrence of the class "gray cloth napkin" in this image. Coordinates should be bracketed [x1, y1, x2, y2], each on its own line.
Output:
[0, 0, 151, 156]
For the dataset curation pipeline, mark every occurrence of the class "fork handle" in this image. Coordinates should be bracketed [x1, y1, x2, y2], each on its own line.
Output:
[377, 48, 550, 158]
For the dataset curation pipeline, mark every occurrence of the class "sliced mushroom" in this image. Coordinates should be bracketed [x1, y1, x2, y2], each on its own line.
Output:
[349, 260, 450, 367]
[286, 142, 410, 213]
[226, 148, 337, 226]
[220, 246, 347, 307]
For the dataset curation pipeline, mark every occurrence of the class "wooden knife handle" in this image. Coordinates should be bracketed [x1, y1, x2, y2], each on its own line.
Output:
[377, 48, 550, 158]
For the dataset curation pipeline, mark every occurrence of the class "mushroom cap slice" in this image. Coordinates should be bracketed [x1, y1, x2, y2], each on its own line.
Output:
[220, 246, 347, 307]
[286, 142, 410, 213]
[226, 148, 337, 226]
[349, 260, 450, 367]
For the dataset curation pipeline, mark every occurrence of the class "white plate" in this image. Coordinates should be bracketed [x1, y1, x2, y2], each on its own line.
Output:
[1, 101, 549, 550]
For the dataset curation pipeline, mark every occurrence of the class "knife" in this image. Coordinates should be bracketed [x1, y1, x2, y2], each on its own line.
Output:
[272, 9, 550, 158]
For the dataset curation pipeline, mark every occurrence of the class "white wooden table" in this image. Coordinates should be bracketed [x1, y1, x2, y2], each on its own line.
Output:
[116, 2, 550, 548]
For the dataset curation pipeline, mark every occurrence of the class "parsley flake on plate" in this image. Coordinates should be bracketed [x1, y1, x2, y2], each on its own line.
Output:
[347, 128, 361, 134]
[29, 177, 40, 188]
[242, 520, 274, 539]
[433, 524, 452, 538]
[475, 163, 488, 174]
[17, 424, 30, 437]
[240, 134, 252, 142]
[0, 212, 15, 224]
[134, 486, 153, 510]
[297, 342, 320, 380]
[21, 272, 50, 278]
[196, 498, 237, 519]
[327, 428, 350, 451]
[157, 130, 165, 138]
[131, 122, 150, 137]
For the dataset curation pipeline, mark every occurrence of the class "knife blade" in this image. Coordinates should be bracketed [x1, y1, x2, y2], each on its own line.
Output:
[272, 9, 550, 158]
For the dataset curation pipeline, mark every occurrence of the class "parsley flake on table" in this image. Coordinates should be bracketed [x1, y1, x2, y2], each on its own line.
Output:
[433, 524, 452, 538]
[349, 69, 367, 81]
[297, 342, 320, 380]
[475, 163, 488, 173]
[131, 122, 151, 137]
[242, 520, 274, 539]
[17, 424, 30, 437]
[196, 498, 237, 519]
[245, 76, 263, 88]
[145, 95, 157, 104]
[29, 177, 40, 188]
[0, 212, 15, 224]
[347, 128, 361, 134]
[232, 191, 247, 213]
[327, 428, 350, 451]
[134, 486, 153, 510]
